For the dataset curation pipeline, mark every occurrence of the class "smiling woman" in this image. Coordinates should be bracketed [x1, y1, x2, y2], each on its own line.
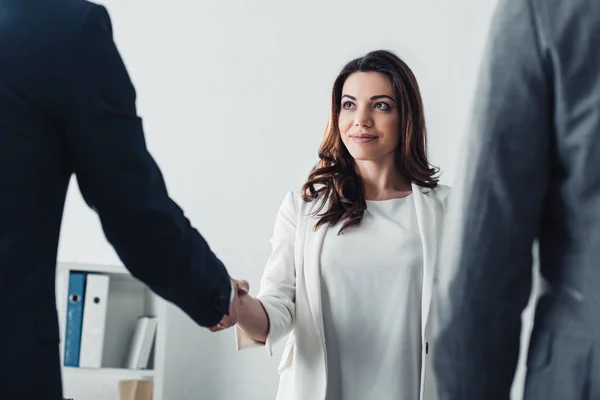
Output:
[340, 74, 400, 156]
[302, 49, 440, 234]
[227, 49, 451, 400]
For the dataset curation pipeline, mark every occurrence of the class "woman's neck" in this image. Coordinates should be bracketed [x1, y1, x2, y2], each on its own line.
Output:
[355, 158, 412, 201]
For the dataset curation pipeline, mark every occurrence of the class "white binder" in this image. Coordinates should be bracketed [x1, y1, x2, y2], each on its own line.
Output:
[126, 316, 157, 369]
[54, 267, 70, 366]
[79, 273, 110, 368]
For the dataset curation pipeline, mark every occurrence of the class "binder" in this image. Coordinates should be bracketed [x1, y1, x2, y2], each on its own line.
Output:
[138, 318, 157, 369]
[126, 316, 157, 369]
[64, 272, 86, 367]
[79, 273, 110, 368]
[55, 267, 70, 366]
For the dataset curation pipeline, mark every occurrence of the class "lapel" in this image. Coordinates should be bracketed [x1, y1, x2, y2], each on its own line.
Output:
[303, 205, 328, 348]
[412, 183, 443, 339]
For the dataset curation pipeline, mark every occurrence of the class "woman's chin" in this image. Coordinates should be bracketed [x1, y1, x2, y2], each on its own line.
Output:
[348, 151, 385, 162]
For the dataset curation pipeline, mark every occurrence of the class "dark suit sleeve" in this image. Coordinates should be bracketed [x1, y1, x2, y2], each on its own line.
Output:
[60, 4, 231, 327]
[432, 0, 551, 398]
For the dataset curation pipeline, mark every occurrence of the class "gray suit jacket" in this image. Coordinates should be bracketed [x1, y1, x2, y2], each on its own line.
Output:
[432, 0, 600, 398]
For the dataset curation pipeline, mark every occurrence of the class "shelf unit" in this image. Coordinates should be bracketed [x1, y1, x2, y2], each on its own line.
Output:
[55, 262, 167, 400]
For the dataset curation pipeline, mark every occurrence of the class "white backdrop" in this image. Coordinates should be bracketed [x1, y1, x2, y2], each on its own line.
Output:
[54, 1, 534, 399]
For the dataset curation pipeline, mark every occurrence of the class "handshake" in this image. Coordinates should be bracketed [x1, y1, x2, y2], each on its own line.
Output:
[209, 278, 250, 333]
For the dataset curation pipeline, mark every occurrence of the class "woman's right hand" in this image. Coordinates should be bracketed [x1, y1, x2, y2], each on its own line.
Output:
[235, 278, 250, 295]
[209, 278, 249, 332]
[209, 278, 269, 343]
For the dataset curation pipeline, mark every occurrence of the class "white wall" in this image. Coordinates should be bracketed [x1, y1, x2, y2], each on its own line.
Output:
[55, 0, 532, 399]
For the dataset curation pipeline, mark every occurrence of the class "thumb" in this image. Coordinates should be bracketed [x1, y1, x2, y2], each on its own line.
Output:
[237, 280, 250, 294]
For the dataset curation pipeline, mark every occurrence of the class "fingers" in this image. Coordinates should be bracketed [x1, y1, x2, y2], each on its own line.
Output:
[208, 322, 227, 332]
[230, 277, 250, 295]
[209, 277, 249, 333]
[237, 280, 249, 294]
[209, 317, 234, 332]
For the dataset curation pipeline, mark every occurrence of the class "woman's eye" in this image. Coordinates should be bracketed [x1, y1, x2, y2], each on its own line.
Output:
[342, 101, 355, 109]
[375, 102, 390, 111]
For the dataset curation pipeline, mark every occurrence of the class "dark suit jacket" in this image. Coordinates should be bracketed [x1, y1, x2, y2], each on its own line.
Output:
[432, 0, 600, 399]
[0, 0, 231, 398]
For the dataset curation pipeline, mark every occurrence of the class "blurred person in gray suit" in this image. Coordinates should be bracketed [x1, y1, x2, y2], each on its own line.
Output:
[431, 0, 600, 399]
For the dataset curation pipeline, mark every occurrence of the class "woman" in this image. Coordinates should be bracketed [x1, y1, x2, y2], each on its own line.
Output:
[213, 49, 449, 400]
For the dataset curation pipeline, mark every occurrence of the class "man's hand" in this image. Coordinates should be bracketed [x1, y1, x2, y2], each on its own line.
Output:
[209, 278, 249, 332]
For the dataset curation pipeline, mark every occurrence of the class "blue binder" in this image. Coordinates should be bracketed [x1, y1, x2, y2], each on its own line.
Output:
[64, 272, 87, 367]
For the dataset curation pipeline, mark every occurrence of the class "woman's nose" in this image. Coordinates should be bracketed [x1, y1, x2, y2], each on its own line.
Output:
[354, 111, 373, 127]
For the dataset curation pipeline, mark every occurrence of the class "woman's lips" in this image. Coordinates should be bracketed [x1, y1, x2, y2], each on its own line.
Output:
[349, 134, 378, 143]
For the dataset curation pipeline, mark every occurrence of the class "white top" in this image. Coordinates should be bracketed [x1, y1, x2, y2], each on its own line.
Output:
[320, 194, 423, 400]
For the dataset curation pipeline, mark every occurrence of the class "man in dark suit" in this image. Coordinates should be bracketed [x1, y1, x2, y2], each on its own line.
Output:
[432, 0, 600, 398]
[0, 0, 236, 398]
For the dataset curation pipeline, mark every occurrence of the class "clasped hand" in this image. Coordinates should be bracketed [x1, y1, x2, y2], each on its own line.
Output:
[209, 278, 249, 332]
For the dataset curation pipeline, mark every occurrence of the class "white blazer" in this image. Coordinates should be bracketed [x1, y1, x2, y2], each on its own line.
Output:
[236, 183, 450, 400]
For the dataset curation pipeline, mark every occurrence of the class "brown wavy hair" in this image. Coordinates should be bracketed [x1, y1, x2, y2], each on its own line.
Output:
[301, 49, 439, 234]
